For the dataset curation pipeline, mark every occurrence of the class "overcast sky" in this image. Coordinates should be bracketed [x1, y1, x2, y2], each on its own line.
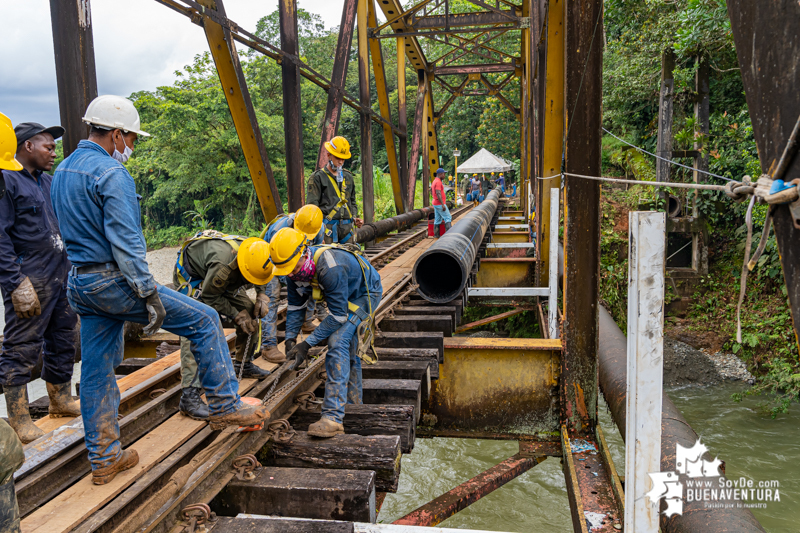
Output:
[0, 0, 350, 129]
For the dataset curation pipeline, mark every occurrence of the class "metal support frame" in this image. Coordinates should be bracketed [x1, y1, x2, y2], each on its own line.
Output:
[279, 0, 305, 210]
[316, 0, 359, 171]
[397, 36, 409, 201]
[357, 0, 375, 223]
[422, 72, 439, 208]
[198, 0, 283, 221]
[561, 0, 603, 435]
[367, 0, 406, 214]
[49, 0, 98, 158]
[408, 73, 427, 205]
[548, 188, 559, 339]
[655, 49, 674, 186]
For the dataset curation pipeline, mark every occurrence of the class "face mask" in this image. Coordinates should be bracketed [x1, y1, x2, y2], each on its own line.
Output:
[112, 133, 133, 163]
[289, 250, 316, 283]
[329, 161, 344, 182]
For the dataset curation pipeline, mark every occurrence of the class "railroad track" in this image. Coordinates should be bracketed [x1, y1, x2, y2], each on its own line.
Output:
[18, 206, 478, 533]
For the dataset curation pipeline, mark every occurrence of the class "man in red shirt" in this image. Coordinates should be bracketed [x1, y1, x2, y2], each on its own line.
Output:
[431, 168, 452, 238]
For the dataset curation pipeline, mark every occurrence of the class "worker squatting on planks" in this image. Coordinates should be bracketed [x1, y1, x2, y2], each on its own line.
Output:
[268, 226, 383, 438]
[258, 204, 325, 363]
[0, 114, 82, 445]
[50, 95, 269, 485]
[172, 232, 274, 420]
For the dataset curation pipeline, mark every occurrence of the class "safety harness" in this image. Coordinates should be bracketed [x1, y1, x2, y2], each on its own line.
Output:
[258, 213, 292, 240]
[324, 168, 353, 222]
[175, 230, 245, 299]
[309, 243, 379, 365]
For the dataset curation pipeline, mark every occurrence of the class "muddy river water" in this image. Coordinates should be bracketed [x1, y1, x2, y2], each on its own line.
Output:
[379, 383, 799, 532]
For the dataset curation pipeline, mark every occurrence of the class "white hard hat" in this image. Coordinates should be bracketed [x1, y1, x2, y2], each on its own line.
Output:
[82, 95, 150, 137]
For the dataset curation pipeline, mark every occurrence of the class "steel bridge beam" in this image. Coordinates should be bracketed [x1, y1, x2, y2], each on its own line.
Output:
[357, 0, 375, 224]
[316, 0, 359, 171]
[433, 62, 518, 75]
[407, 76, 426, 206]
[422, 72, 439, 208]
[49, 0, 98, 158]
[368, 0, 407, 214]
[198, 0, 283, 221]
[412, 10, 520, 28]
[397, 36, 409, 202]
[561, 0, 603, 435]
[279, 0, 305, 210]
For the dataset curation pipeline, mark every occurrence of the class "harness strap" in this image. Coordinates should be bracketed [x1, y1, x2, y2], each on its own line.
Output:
[175, 230, 245, 298]
[324, 169, 353, 221]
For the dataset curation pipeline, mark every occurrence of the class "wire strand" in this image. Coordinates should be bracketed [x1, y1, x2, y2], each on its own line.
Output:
[602, 127, 736, 183]
[536, 171, 730, 192]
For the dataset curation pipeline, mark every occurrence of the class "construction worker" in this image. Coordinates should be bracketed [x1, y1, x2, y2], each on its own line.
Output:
[468, 174, 482, 205]
[0, 418, 24, 532]
[269, 227, 382, 438]
[0, 116, 81, 444]
[51, 95, 268, 484]
[495, 172, 506, 192]
[481, 173, 493, 198]
[173, 233, 273, 420]
[259, 205, 325, 364]
[307, 136, 363, 244]
[431, 168, 452, 238]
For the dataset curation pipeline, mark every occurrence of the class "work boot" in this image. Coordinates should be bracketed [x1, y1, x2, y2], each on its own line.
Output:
[433, 224, 440, 238]
[208, 400, 270, 431]
[179, 387, 209, 420]
[233, 360, 271, 379]
[4, 385, 45, 444]
[92, 449, 139, 485]
[301, 321, 316, 333]
[260, 346, 286, 364]
[46, 381, 81, 418]
[308, 417, 344, 438]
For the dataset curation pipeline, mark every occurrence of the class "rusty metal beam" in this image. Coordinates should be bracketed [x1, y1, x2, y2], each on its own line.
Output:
[455, 308, 525, 333]
[49, 0, 98, 158]
[374, 25, 522, 38]
[397, 36, 409, 202]
[479, 76, 519, 118]
[279, 0, 305, 210]
[408, 74, 426, 206]
[368, 0, 407, 214]
[434, 77, 469, 124]
[392, 453, 542, 527]
[433, 62, 518, 75]
[432, 29, 501, 65]
[372, 0, 429, 71]
[357, 0, 375, 224]
[374, 0, 434, 33]
[422, 72, 439, 207]
[412, 10, 519, 29]
[316, 0, 359, 171]
[561, 0, 603, 434]
[199, 0, 283, 221]
[727, 0, 800, 352]
[464, 0, 519, 22]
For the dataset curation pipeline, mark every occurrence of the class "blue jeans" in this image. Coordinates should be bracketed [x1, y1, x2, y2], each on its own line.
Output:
[322, 290, 382, 424]
[433, 205, 452, 225]
[260, 278, 316, 349]
[66, 272, 241, 470]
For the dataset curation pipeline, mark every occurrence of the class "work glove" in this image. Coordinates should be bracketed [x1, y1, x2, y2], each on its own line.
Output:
[255, 293, 270, 319]
[284, 338, 297, 355]
[11, 277, 41, 319]
[143, 291, 166, 336]
[287, 340, 311, 370]
[234, 309, 257, 335]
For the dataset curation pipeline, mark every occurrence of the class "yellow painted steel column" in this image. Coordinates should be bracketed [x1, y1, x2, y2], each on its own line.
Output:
[537, 0, 566, 287]
[198, 0, 282, 221]
[423, 72, 440, 208]
[367, 0, 406, 214]
[397, 36, 409, 202]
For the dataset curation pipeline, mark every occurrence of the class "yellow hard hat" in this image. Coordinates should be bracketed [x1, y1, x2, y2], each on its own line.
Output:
[491, 172, 495, 175]
[324, 136, 352, 159]
[269, 227, 308, 276]
[0, 113, 22, 171]
[294, 204, 323, 240]
[237, 237, 275, 285]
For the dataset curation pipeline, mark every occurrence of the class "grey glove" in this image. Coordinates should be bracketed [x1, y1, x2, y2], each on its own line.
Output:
[11, 277, 41, 319]
[234, 309, 257, 335]
[143, 291, 166, 336]
[287, 340, 310, 370]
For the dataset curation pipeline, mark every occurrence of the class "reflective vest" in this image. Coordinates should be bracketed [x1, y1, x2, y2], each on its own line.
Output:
[175, 230, 245, 299]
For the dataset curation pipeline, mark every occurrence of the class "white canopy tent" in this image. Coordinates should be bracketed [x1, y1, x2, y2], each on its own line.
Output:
[456, 148, 512, 174]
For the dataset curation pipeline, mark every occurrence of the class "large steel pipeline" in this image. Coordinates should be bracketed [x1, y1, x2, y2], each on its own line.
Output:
[598, 306, 764, 532]
[355, 202, 453, 243]
[413, 189, 502, 303]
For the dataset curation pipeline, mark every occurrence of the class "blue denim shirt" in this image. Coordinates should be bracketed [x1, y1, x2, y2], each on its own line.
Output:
[51, 140, 156, 298]
[285, 247, 382, 344]
[264, 213, 324, 285]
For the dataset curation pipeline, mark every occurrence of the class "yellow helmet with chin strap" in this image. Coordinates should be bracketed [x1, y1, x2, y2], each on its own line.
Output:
[324, 135, 351, 159]
[269, 227, 308, 276]
[0, 113, 22, 171]
[294, 204, 323, 240]
[238, 237, 275, 285]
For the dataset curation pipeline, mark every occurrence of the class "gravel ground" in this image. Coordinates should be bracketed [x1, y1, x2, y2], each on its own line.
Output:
[146, 246, 181, 285]
[664, 337, 754, 386]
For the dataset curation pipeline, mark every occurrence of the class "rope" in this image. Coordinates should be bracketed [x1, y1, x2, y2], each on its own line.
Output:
[602, 127, 736, 183]
[536, 171, 729, 192]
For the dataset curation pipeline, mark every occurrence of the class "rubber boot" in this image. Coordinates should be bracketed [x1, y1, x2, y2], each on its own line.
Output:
[301, 321, 316, 333]
[233, 360, 271, 379]
[46, 381, 81, 418]
[260, 346, 286, 364]
[3, 385, 44, 444]
[0, 479, 20, 533]
[208, 400, 270, 431]
[308, 417, 345, 438]
[433, 224, 440, 238]
[444, 221, 451, 234]
[179, 387, 209, 420]
[92, 449, 139, 485]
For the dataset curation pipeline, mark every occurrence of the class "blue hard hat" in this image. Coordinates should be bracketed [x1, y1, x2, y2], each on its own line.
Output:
[436, 167, 445, 175]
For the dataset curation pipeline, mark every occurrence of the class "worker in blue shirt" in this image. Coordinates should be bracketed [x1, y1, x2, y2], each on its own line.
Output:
[51, 95, 269, 485]
[269, 227, 382, 438]
[259, 204, 325, 364]
[495, 172, 506, 191]
[0, 118, 81, 444]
